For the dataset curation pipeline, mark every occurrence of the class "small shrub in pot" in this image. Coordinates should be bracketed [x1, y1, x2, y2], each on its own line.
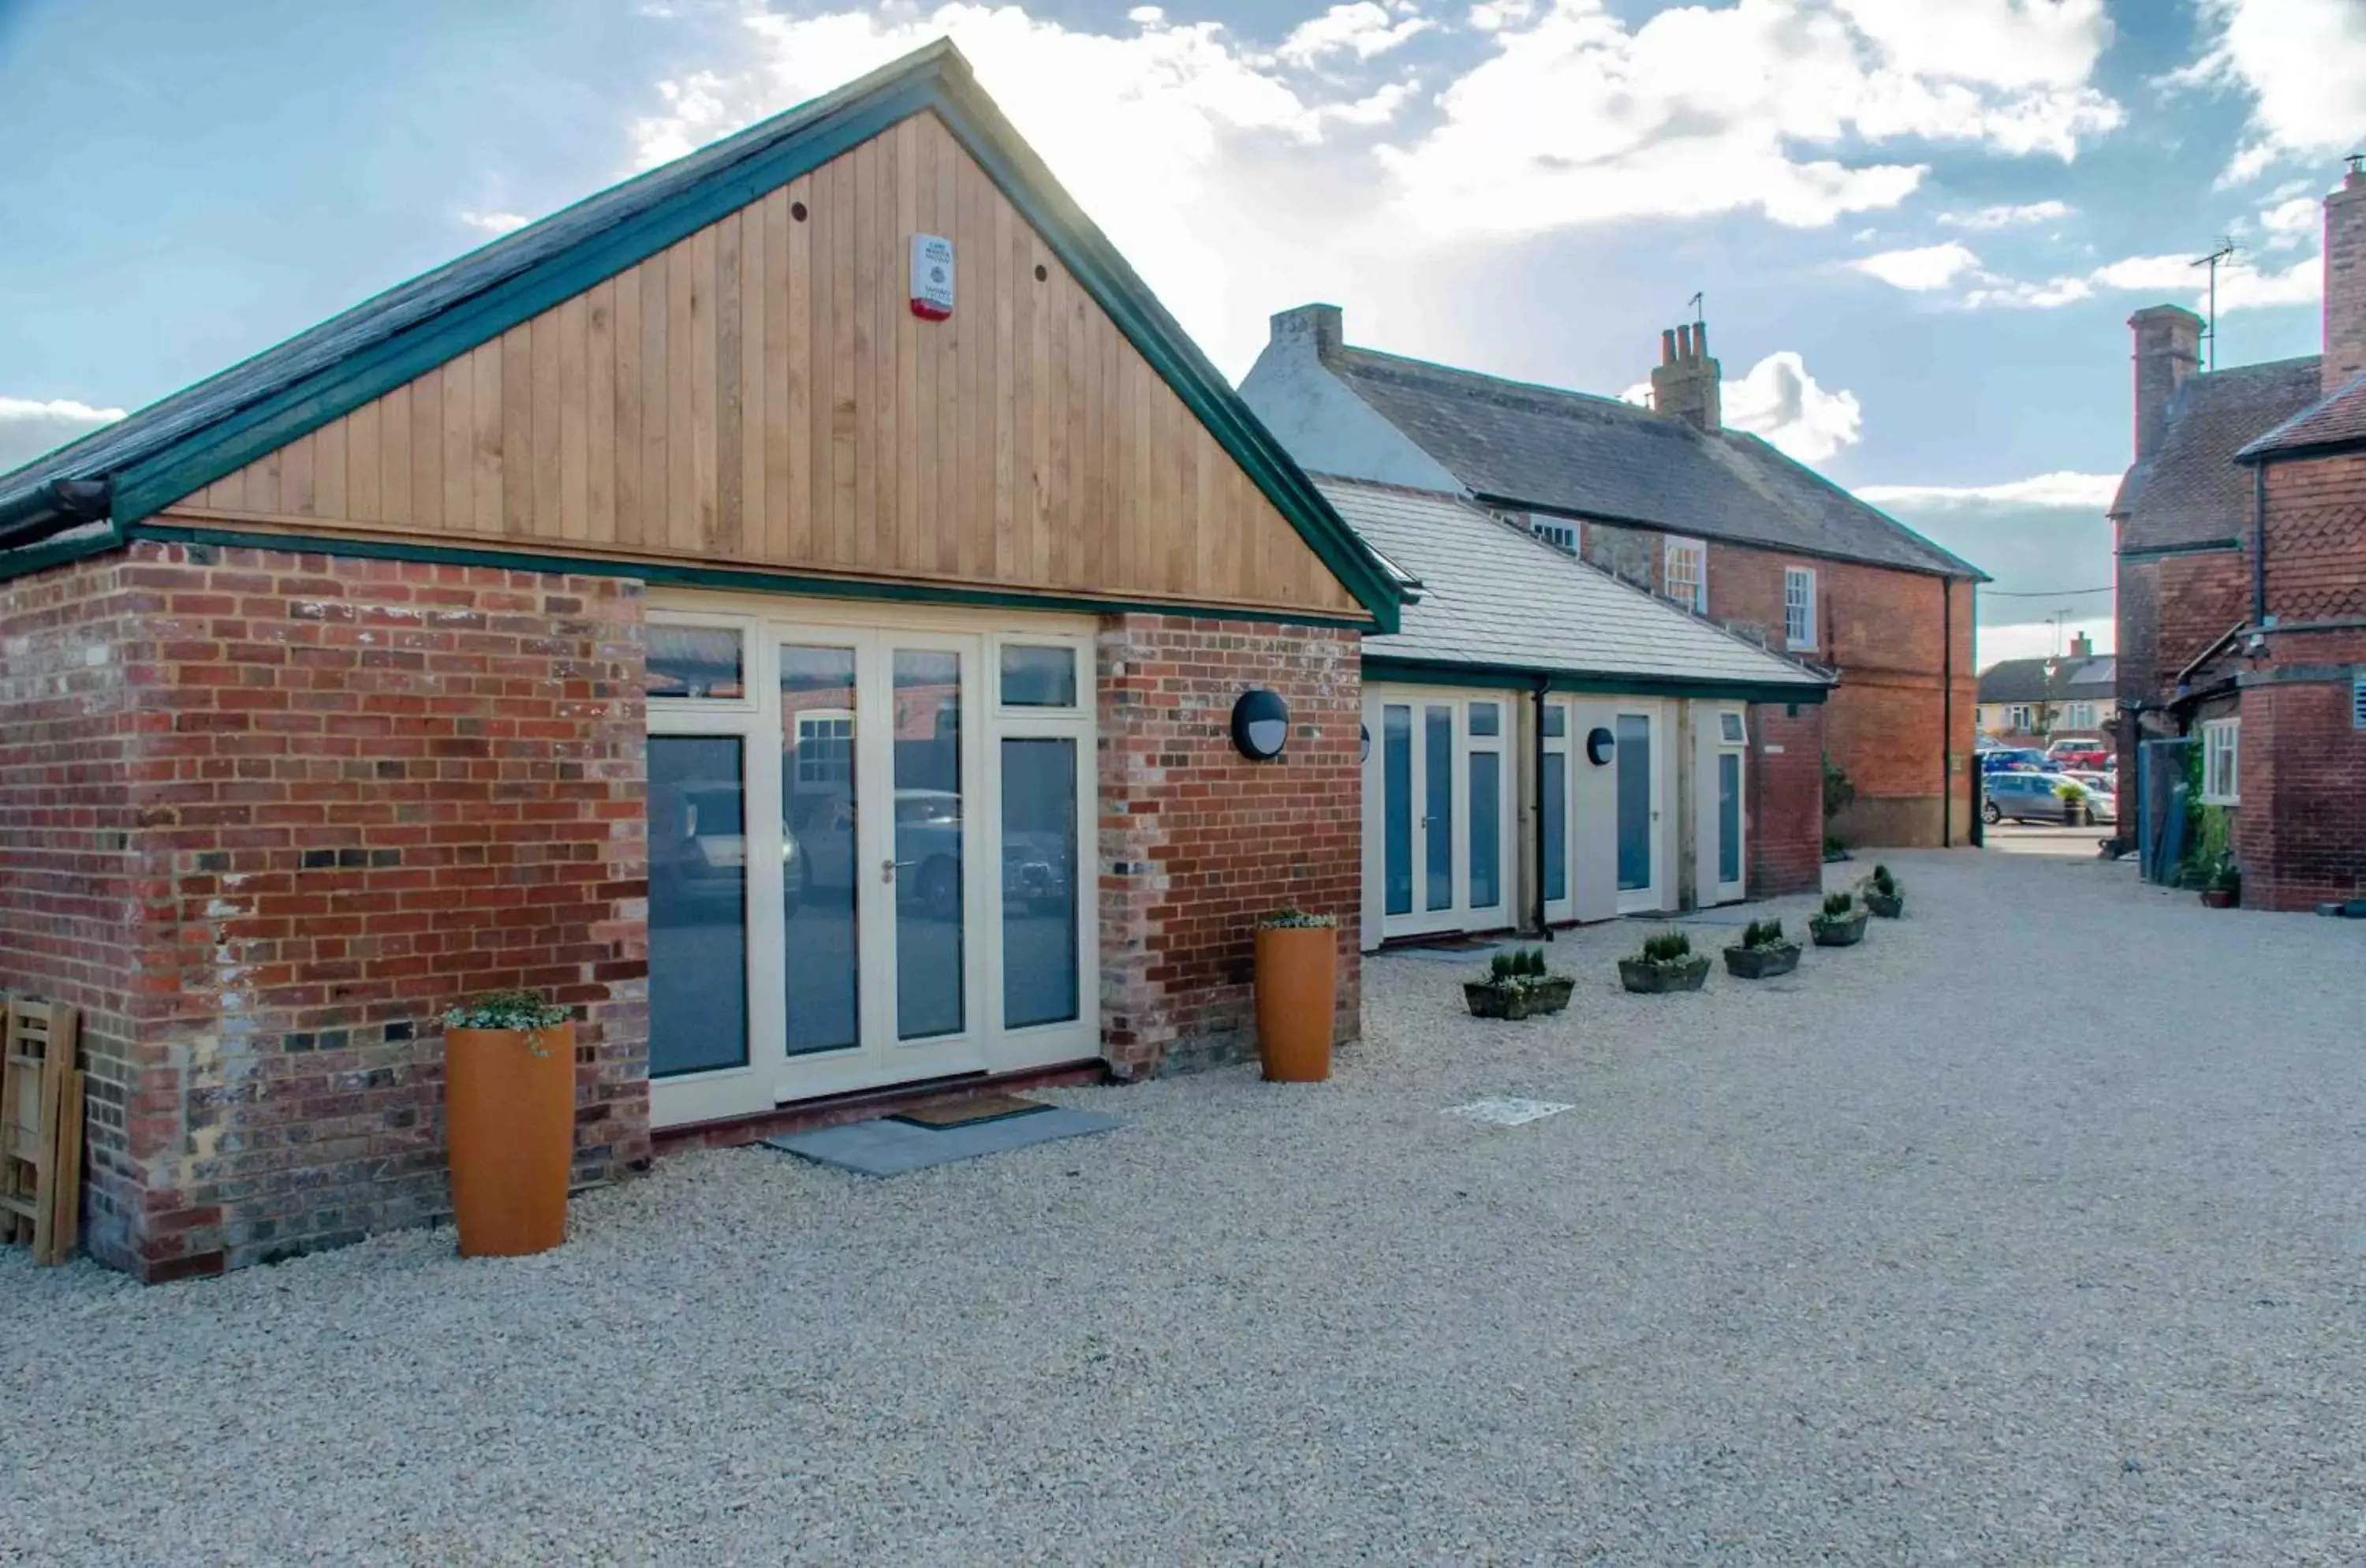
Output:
[1863, 864, 1905, 919]
[1723, 917, 1801, 980]
[1465, 946, 1574, 1020]
[1618, 928, 1711, 994]
[1809, 890, 1869, 947]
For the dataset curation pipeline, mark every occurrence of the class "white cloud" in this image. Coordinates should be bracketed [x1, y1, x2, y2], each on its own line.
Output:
[1276, 2, 1432, 67]
[457, 209, 531, 237]
[2258, 194, 2319, 249]
[1622, 349, 1864, 462]
[0, 396, 126, 473]
[1937, 198, 2073, 229]
[1857, 470, 2120, 509]
[2171, 0, 2366, 183]
[1852, 241, 1984, 290]
[1959, 248, 2320, 315]
[1977, 619, 2114, 666]
[1857, 469, 2119, 629]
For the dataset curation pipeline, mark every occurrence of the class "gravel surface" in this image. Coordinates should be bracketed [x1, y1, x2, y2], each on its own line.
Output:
[8, 850, 2365, 1564]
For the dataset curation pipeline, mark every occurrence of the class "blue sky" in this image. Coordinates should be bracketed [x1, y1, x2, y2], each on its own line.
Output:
[5, 0, 2362, 662]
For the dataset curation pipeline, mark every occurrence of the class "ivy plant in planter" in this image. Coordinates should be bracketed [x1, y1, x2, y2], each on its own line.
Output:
[1722, 917, 1801, 980]
[441, 989, 577, 1259]
[2200, 853, 2241, 909]
[1862, 864, 1905, 919]
[1618, 929, 1711, 994]
[1809, 890, 1869, 947]
[2054, 778, 2090, 826]
[1464, 947, 1574, 1021]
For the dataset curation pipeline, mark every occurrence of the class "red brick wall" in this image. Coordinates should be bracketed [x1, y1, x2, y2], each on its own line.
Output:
[1747, 700, 1826, 896]
[2263, 452, 2366, 621]
[2154, 550, 2250, 678]
[0, 551, 152, 1265]
[1097, 615, 1361, 1076]
[2233, 653, 2366, 910]
[0, 541, 651, 1279]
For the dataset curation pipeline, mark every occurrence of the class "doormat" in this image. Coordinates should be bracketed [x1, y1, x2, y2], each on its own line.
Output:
[765, 1107, 1121, 1178]
[1442, 1097, 1573, 1126]
[889, 1093, 1051, 1129]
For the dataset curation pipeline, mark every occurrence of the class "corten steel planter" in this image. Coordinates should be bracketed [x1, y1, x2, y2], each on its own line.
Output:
[444, 1021, 575, 1258]
[1864, 891, 1905, 919]
[1723, 943, 1801, 980]
[1464, 981, 1536, 1021]
[1810, 912, 1870, 947]
[1618, 956, 1711, 994]
[1255, 926, 1337, 1082]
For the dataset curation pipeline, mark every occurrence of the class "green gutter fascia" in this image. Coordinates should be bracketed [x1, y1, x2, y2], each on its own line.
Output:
[1362, 655, 1828, 705]
[0, 521, 124, 584]
[125, 523, 1380, 630]
[103, 54, 1399, 635]
[2119, 538, 2240, 559]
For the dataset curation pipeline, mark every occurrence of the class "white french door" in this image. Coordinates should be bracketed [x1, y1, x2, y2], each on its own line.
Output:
[1613, 701, 1667, 915]
[1693, 704, 1748, 906]
[1366, 689, 1513, 940]
[645, 603, 1097, 1128]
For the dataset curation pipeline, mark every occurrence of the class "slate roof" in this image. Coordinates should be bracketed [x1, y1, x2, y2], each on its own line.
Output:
[2237, 370, 2366, 461]
[1315, 476, 1830, 696]
[2112, 356, 2323, 548]
[1976, 655, 2116, 704]
[1321, 347, 1984, 580]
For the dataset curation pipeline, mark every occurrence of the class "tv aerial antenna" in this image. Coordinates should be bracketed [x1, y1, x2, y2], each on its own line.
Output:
[2191, 238, 2236, 370]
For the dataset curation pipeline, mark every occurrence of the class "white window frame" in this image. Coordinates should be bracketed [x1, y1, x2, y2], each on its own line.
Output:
[1530, 516, 1580, 555]
[1663, 536, 1707, 614]
[2006, 704, 2035, 732]
[1782, 566, 1816, 650]
[2064, 701, 2095, 730]
[2200, 717, 2240, 805]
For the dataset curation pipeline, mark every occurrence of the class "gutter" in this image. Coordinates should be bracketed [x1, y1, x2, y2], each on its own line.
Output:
[0, 476, 111, 552]
[2250, 459, 2267, 628]
[1532, 675, 1551, 941]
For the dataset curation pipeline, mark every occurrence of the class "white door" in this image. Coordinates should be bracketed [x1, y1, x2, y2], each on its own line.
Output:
[1612, 701, 1668, 914]
[1692, 704, 1748, 906]
[647, 607, 1098, 1128]
[1368, 689, 1513, 941]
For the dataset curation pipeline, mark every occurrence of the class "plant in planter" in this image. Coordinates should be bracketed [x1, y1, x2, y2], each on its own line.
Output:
[2200, 853, 2241, 909]
[1862, 864, 1905, 919]
[1618, 929, 1711, 994]
[2054, 778, 2090, 826]
[1809, 890, 1870, 947]
[442, 989, 576, 1259]
[1722, 917, 1802, 980]
[1463, 947, 1575, 1020]
[1254, 909, 1338, 1081]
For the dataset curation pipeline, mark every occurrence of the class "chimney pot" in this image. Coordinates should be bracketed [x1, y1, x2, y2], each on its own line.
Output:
[1692, 319, 1708, 357]
[1661, 328, 1677, 367]
[1676, 323, 1693, 360]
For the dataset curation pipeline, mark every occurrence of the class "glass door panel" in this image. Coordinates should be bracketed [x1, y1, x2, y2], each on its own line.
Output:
[1718, 752, 1742, 887]
[1383, 706, 1413, 917]
[781, 645, 860, 1056]
[1468, 749, 1501, 910]
[1001, 736, 1079, 1029]
[647, 735, 751, 1077]
[1616, 711, 1653, 894]
[892, 648, 966, 1041]
[1541, 751, 1569, 903]
[1423, 704, 1454, 912]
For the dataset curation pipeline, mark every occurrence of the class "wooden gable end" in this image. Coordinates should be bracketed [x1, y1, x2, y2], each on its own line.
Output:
[166, 113, 1362, 620]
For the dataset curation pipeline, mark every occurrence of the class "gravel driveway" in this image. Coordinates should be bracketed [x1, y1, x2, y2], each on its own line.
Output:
[8, 850, 2364, 1564]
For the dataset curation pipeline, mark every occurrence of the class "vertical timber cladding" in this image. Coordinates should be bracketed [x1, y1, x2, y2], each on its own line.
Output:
[170, 113, 1364, 624]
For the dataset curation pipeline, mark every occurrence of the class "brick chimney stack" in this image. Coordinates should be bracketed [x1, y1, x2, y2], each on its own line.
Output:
[2129, 304, 2202, 461]
[2324, 155, 2366, 392]
[2069, 632, 2093, 659]
[1649, 319, 1722, 432]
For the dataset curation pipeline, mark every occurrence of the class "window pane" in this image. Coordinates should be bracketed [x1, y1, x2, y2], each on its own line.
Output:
[1616, 713, 1652, 892]
[647, 625, 745, 700]
[1383, 707, 1413, 917]
[1541, 752, 1568, 902]
[1424, 704, 1454, 911]
[895, 650, 965, 1040]
[1543, 704, 1566, 739]
[782, 646, 859, 1056]
[1002, 737, 1079, 1029]
[1468, 751, 1500, 909]
[999, 644, 1077, 707]
[647, 736, 749, 1077]
[1468, 702, 1500, 738]
[1720, 711, 1746, 744]
[1719, 752, 1741, 884]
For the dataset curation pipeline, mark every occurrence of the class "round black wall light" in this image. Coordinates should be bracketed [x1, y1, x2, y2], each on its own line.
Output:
[1232, 689, 1291, 760]
[1585, 725, 1617, 767]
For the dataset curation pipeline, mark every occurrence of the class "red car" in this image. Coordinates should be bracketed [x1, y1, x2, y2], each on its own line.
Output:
[2044, 740, 2110, 771]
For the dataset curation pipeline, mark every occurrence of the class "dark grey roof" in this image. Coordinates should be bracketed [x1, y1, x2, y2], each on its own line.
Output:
[2237, 370, 2366, 460]
[1977, 655, 2115, 704]
[1323, 347, 1985, 580]
[1316, 477, 1829, 694]
[2113, 355, 2322, 547]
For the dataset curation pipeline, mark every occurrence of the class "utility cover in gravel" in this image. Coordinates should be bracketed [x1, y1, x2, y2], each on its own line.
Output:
[1442, 1096, 1574, 1125]
[764, 1107, 1121, 1176]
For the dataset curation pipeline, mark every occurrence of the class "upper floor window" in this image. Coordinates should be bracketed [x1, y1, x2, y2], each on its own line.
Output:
[2063, 701, 2096, 730]
[2006, 704, 2036, 732]
[1663, 536, 1706, 614]
[1530, 517, 1579, 555]
[2200, 717, 2240, 805]
[1783, 566, 1816, 650]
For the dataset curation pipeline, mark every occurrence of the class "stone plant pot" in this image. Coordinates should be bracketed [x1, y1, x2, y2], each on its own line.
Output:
[1528, 977, 1575, 1015]
[1255, 925, 1338, 1082]
[444, 1021, 576, 1259]
[1464, 980, 1536, 1021]
[1810, 911, 1870, 947]
[1618, 955, 1711, 994]
[2201, 887, 2237, 909]
[1722, 943, 1801, 980]
[1864, 890, 1904, 919]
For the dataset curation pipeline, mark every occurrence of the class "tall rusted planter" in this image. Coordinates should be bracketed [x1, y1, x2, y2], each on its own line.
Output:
[1254, 924, 1338, 1083]
[444, 1021, 575, 1257]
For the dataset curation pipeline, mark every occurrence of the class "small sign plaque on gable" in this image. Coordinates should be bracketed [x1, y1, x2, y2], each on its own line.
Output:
[910, 233, 954, 320]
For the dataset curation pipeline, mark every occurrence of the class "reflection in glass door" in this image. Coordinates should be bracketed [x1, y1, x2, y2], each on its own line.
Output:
[891, 647, 966, 1040]
[780, 645, 859, 1055]
[1614, 707, 1660, 913]
[647, 735, 751, 1077]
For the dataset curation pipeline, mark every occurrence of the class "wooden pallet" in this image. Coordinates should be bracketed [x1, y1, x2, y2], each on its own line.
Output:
[0, 997, 83, 1265]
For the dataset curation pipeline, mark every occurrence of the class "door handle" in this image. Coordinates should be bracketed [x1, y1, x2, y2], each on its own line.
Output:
[881, 858, 917, 882]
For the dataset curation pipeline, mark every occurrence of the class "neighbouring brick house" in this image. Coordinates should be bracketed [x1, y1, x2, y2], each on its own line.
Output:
[1240, 306, 1987, 849]
[1976, 634, 2114, 743]
[2113, 159, 2366, 910]
[0, 43, 1405, 1279]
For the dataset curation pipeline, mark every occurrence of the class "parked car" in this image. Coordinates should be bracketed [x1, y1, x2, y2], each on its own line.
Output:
[2045, 737, 2110, 771]
[2062, 771, 2118, 823]
[1982, 771, 2096, 826]
[1980, 748, 2048, 775]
